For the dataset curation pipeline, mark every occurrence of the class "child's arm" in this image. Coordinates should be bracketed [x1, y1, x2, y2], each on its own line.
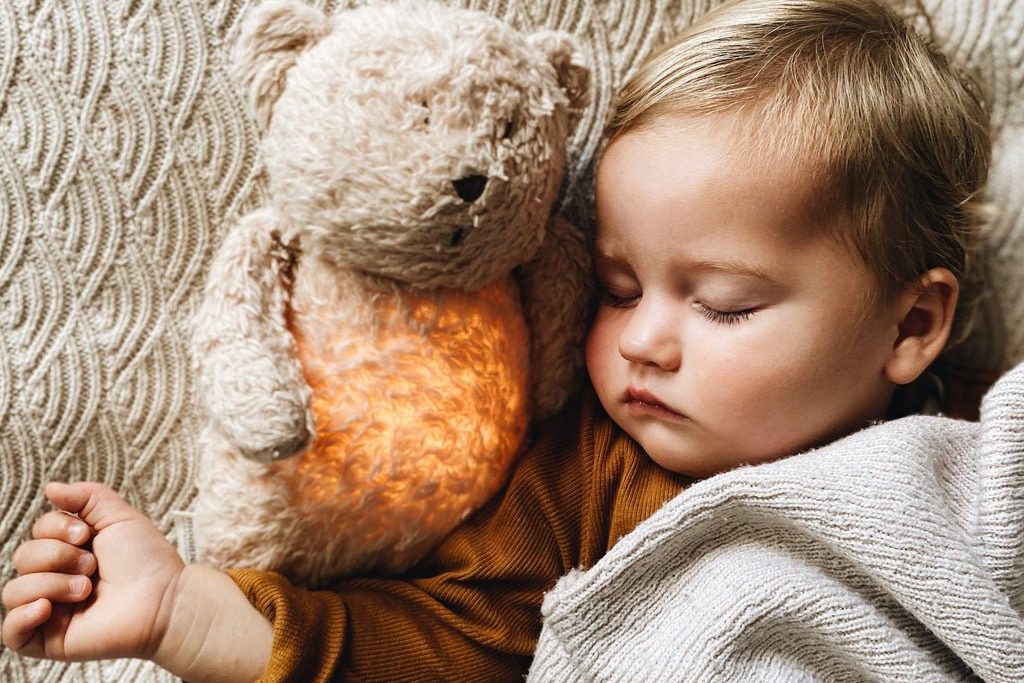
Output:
[217, 396, 691, 680]
[153, 564, 273, 681]
[4, 395, 689, 681]
[0, 483, 272, 683]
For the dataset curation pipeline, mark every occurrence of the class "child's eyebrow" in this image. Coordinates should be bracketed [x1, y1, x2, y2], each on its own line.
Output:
[687, 258, 779, 285]
[594, 252, 635, 275]
[595, 251, 778, 285]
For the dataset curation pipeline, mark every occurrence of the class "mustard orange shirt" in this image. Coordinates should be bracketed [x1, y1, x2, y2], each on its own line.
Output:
[229, 389, 693, 682]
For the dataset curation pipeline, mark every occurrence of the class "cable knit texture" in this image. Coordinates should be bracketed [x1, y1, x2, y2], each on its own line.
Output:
[0, 0, 1021, 680]
[530, 360, 1024, 682]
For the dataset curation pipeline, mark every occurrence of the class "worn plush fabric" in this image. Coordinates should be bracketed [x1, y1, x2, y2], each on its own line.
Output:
[190, 0, 594, 586]
[229, 390, 692, 681]
[0, 0, 1022, 681]
[529, 361, 1024, 683]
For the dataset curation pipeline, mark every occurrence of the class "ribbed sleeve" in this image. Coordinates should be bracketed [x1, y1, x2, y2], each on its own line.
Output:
[226, 389, 692, 681]
[228, 568, 347, 683]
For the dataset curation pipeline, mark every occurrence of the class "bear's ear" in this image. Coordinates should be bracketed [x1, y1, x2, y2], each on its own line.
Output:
[528, 30, 590, 125]
[233, 0, 331, 129]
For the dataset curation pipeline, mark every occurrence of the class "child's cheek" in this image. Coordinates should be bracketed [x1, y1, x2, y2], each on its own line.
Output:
[686, 321, 806, 425]
[584, 309, 624, 396]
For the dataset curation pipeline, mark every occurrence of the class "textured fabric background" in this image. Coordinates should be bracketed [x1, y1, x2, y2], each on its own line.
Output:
[0, 0, 1020, 680]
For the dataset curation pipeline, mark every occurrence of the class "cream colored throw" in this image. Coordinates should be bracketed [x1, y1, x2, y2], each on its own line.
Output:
[531, 361, 1024, 682]
[0, 0, 1022, 681]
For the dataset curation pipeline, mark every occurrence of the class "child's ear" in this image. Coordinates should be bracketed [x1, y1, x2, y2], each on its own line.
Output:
[233, 0, 331, 130]
[884, 268, 959, 386]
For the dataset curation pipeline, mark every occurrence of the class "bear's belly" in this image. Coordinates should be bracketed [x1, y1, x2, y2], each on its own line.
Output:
[277, 259, 531, 571]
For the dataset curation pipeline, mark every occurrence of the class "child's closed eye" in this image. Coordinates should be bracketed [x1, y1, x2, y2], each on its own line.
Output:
[694, 301, 756, 324]
[598, 283, 640, 308]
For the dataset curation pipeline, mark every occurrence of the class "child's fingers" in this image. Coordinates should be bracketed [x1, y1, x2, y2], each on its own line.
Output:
[1, 572, 92, 610]
[13, 539, 95, 576]
[44, 482, 144, 533]
[0, 597, 51, 653]
[31, 510, 92, 546]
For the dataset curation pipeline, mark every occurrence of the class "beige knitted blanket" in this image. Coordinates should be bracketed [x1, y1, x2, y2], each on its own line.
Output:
[0, 1, 1021, 681]
[531, 360, 1024, 682]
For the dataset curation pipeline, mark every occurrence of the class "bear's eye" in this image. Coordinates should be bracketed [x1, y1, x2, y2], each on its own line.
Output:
[501, 117, 515, 140]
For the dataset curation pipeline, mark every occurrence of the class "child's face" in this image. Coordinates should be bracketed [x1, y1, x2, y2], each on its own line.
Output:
[587, 116, 903, 477]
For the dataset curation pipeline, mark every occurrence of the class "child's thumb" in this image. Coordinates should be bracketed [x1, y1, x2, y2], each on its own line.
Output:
[44, 482, 144, 532]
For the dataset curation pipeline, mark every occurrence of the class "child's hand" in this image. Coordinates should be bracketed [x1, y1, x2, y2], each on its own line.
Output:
[1, 482, 186, 662]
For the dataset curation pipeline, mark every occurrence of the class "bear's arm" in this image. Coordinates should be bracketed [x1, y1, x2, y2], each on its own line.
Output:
[518, 215, 593, 419]
[192, 207, 313, 461]
[227, 390, 692, 681]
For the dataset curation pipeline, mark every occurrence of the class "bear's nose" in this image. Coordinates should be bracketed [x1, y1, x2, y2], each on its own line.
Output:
[452, 175, 487, 203]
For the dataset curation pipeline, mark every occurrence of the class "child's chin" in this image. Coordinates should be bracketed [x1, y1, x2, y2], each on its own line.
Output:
[634, 433, 709, 477]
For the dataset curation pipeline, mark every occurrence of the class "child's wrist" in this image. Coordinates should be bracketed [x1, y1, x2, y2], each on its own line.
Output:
[151, 563, 273, 683]
[148, 562, 204, 676]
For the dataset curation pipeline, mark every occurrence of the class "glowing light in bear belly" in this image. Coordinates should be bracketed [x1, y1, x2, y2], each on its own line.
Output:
[276, 278, 531, 557]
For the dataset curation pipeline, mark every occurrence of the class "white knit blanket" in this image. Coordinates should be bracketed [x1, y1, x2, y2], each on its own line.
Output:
[531, 361, 1024, 682]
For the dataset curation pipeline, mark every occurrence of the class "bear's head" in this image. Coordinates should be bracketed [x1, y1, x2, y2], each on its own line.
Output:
[234, 0, 588, 290]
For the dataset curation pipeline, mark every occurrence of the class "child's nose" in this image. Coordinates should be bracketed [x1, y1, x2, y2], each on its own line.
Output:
[617, 300, 681, 371]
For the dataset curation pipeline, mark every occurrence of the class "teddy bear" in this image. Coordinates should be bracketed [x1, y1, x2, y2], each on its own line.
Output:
[189, 0, 592, 587]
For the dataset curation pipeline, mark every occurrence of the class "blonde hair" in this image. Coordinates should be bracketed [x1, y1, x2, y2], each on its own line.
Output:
[610, 0, 990, 348]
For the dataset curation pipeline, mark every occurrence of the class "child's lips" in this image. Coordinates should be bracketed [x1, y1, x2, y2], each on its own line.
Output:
[623, 387, 689, 422]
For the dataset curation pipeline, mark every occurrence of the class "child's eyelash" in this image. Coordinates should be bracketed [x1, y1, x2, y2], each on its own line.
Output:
[598, 285, 755, 323]
[695, 302, 755, 324]
[599, 286, 639, 308]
